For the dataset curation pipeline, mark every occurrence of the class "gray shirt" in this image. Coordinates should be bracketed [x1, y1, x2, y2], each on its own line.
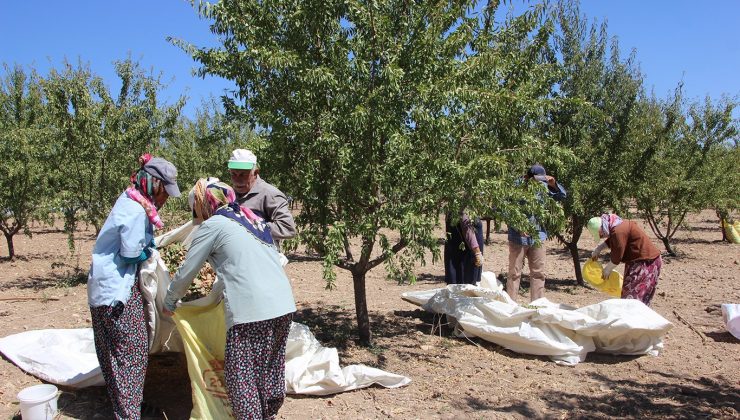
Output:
[237, 176, 296, 240]
[164, 215, 296, 329]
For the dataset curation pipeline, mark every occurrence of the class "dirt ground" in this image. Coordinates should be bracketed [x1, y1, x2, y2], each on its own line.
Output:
[1, 209, 738, 419]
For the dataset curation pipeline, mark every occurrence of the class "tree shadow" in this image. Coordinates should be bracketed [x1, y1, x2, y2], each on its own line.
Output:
[293, 305, 357, 350]
[0, 251, 81, 265]
[450, 395, 498, 412]
[670, 237, 726, 245]
[705, 331, 738, 344]
[52, 353, 191, 420]
[492, 400, 541, 418]
[415, 272, 446, 285]
[0, 269, 87, 292]
[286, 253, 324, 263]
[542, 370, 739, 418]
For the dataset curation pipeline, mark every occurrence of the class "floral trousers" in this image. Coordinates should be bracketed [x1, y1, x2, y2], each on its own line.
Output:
[622, 256, 663, 306]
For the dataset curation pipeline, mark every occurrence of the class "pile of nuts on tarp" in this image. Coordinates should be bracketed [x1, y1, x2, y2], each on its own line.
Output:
[159, 243, 215, 301]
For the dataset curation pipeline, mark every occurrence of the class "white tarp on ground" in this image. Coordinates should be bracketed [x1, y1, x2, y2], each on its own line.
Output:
[0, 328, 104, 388]
[0, 322, 411, 393]
[401, 272, 674, 365]
[0, 221, 410, 394]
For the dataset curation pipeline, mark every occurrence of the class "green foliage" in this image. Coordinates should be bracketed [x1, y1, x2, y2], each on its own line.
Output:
[0, 64, 51, 258]
[160, 97, 263, 189]
[181, 0, 568, 344]
[547, 0, 643, 283]
[41, 58, 184, 250]
[634, 92, 739, 255]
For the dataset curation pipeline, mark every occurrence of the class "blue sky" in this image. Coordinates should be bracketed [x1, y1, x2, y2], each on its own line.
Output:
[2, 1, 739, 119]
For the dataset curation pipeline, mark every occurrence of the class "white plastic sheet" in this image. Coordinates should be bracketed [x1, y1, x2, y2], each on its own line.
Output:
[721, 304, 740, 339]
[0, 322, 411, 393]
[402, 273, 673, 365]
[285, 323, 410, 395]
[0, 328, 104, 388]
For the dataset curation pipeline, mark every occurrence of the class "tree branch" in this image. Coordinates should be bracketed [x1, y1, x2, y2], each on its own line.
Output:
[367, 239, 408, 271]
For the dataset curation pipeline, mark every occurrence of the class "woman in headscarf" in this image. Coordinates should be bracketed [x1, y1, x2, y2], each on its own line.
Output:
[164, 179, 296, 420]
[444, 211, 484, 285]
[88, 154, 180, 419]
[587, 213, 663, 306]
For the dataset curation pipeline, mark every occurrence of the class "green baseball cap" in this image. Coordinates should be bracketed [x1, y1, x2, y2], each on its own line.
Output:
[587, 217, 601, 242]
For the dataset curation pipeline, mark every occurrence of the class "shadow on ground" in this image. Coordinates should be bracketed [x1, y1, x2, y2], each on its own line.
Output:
[49, 353, 192, 420]
[540, 370, 738, 418]
[0, 268, 87, 292]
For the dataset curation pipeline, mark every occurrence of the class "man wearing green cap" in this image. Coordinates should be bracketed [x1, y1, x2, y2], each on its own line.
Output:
[228, 149, 296, 241]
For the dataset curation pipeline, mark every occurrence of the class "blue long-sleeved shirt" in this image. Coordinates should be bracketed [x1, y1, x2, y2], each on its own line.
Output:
[88, 192, 154, 307]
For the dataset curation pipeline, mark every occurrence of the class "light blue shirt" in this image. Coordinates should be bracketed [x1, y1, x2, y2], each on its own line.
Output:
[88, 192, 153, 307]
[165, 215, 296, 329]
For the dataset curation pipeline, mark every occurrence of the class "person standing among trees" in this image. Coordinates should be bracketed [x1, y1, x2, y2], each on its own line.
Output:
[588, 213, 663, 306]
[163, 180, 296, 420]
[228, 149, 296, 242]
[507, 164, 567, 303]
[444, 211, 484, 285]
[87, 154, 180, 419]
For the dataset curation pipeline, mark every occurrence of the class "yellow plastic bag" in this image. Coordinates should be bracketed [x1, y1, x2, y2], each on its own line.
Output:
[173, 301, 233, 419]
[722, 219, 740, 244]
[582, 260, 623, 298]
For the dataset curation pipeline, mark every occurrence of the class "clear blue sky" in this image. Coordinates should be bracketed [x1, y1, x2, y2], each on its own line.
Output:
[2, 1, 739, 119]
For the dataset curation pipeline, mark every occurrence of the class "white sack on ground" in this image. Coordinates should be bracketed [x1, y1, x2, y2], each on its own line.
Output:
[401, 274, 673, 365]
[0, 328, 104, 388]
[286, 322, 410, 395]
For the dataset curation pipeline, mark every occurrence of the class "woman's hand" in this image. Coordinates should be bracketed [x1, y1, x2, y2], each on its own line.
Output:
[602, 262, 617, 279]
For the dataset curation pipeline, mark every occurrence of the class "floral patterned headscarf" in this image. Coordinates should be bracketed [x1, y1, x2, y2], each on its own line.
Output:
[126, 154, 163, 229]
[188, 178, 273, 245]
[189, 178, 263, 223]
[600, 213, 623, 237]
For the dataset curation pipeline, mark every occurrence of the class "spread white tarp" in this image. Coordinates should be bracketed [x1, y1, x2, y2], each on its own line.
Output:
[0, 328, 104, 388]
[0, 322, 411, 393]
[401, 272, 673, 365]
[0, 221, 410, 394]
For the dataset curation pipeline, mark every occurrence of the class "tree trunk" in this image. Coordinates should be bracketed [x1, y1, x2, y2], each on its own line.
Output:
[568, 241, 584, 286]
[4, 232, 14, 260]
[661, 237, 677, 257]
[352, 270, 372, 346]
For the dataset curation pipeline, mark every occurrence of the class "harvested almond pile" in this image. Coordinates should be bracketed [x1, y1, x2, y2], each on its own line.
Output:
[159, 243, 215, 301]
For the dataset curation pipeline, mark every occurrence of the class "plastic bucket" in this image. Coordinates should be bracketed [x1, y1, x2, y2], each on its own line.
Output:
[17, 384, 58, 420]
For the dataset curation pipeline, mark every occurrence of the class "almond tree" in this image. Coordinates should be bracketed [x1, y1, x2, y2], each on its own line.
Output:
[0, 65, 51, 259]
[633, 93, 738, 256]
[547, 1, 644, 284]
[177, 0, 565, 345]
[43, 58, 183, 248]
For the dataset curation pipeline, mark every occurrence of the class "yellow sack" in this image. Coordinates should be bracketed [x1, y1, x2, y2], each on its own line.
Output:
[722, 219, 740, 244]
[173, 301, 233, 419]
[582, 260, 623, 298]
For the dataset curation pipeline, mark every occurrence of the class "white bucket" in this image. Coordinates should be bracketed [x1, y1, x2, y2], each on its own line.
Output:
[722, 304, 740, 340]
[16, 384, 59, 420]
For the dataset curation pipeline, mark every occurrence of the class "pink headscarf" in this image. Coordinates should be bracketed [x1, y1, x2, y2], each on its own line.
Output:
[600, 213, 623, 237]
[125, 154, 164, 229]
